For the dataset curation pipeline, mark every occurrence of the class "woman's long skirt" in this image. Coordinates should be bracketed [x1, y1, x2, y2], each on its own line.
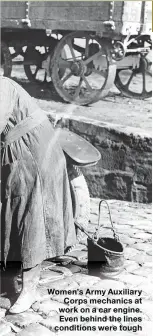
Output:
[1, 119, 76, 268]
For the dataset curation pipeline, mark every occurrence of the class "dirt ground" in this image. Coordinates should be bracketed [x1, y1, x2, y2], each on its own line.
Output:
[11, 63, 152, 137]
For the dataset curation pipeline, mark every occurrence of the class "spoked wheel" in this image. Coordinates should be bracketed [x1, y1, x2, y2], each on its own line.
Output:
[51, 32, 116, 105]
[0, 41, 12, 77]
[24, 46, 51, 84]
[115, 55, 152, 99]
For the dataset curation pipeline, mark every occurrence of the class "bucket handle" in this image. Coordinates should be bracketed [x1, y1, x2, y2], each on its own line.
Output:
[94, 199, 120, 242]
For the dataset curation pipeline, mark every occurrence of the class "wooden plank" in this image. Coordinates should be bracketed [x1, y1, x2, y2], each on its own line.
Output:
[29, 6, 110, 22]
[0, 17, 129, 37]
[1, 7, 26, 19]
[1, 19, 26, 29]
[28, 18, 124, 36]
[113, 2, 123, 22]
[1, 18, 119, 36]
[28, 19, 105, 32]
[1, 1, 26, 8]
[30, 1, 110, 8]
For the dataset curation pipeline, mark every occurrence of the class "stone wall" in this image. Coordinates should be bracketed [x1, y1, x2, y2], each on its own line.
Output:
[49, 113, 152, 203]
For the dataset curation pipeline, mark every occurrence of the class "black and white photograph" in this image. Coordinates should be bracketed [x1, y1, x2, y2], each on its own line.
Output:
[0, 1, 152, 335]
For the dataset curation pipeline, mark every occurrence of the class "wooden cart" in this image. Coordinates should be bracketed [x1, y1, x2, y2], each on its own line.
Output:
[1, 1, 152, 105]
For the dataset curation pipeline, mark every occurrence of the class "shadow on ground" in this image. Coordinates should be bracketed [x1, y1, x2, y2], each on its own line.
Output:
[11, 76, 64, 103]
[11, 76, 122, 105]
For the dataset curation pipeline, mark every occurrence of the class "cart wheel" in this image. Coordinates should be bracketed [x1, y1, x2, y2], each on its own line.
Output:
[24, 46, 50, 84]
[24, 45, 66, 84]
[0, 41, 12, 77]
[115, 55, 152, 99]
[51, 32, 116, 105]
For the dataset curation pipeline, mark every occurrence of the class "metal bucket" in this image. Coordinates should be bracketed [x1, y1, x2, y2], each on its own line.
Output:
[88, 200, 124, 277]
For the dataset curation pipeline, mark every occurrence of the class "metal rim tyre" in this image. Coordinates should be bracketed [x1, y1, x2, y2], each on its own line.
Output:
[115, 55, 152, 99]
[0, 41, 12, 77]
[68, 165, 90, 243]
[51, 32, 116, 105]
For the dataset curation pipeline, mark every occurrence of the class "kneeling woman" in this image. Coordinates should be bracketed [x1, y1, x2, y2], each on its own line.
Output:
[0, 76, 76, 314]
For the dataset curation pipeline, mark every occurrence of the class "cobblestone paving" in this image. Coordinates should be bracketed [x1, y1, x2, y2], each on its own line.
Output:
[0, 199, 152, 336]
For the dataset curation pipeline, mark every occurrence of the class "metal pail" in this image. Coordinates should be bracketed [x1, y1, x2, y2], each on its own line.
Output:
[88, 200, 124, 277]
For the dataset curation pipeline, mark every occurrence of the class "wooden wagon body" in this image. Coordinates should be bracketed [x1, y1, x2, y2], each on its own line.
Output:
[1, 1, 152, 105]
[1, 1, 152, 36]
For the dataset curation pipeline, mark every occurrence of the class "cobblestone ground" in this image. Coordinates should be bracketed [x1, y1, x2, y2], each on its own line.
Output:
[0, 199, 152, 336]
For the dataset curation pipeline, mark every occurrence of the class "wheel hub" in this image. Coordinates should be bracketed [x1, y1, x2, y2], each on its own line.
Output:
[112, 41, 125, 61]
[71, 61, 85, 76]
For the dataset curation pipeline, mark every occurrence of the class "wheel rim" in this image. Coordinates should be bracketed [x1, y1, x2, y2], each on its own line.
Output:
[115, 55, 152, 99]
[51, 32, 116, 105]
